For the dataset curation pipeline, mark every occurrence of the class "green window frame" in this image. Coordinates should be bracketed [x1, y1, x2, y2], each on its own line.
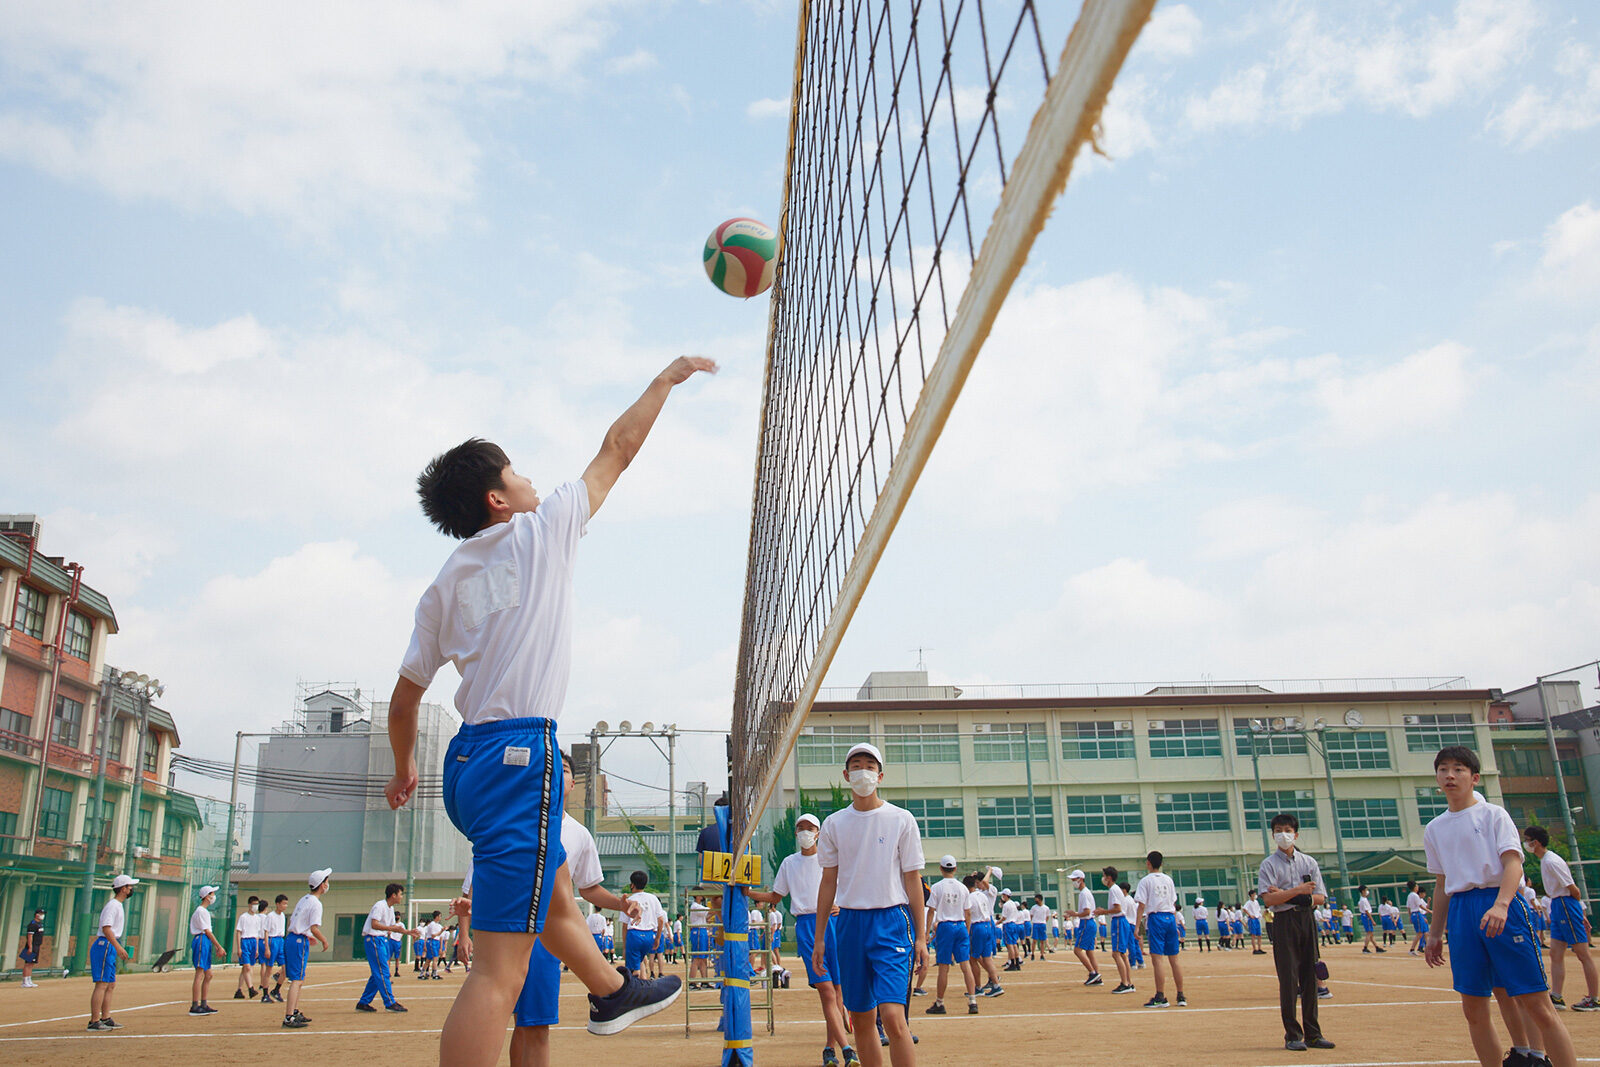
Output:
[1147, 718, 1222, 758]
[13, 585, 46, 639]
[972, 724, 1048, 764]
[0, 810, 17, 849]
[885, 723, 960, 764]
[1232, 718, 1307, 756]
[1065, 793, 1143, 835]
[1336, 797, 1403, 839]
[1155, 791, 1230, 833]
[797, 725, 859, 766]
[1404, 713, 1476, 752]
[125, 889, 144, 951]
[902, 797, 964, 837]
[1415, 787, 1448, 824]
[162, 815, 185, 857]
[1061, 721, 1134, 760]
[90, 796, 115, 843]
[1164, 867, 1237, 904]
[977, 796, 1054, 837]
[38, 786, 73, 839]
[143, 733, 159, 774]
[51, 696, 84, 747]
[64, 610, 93, 660]
[0, 707, 31, 753]
[104, 716, 124, 762]
[1242, 788, 1318, 830]
[135, 806, 153, 848]
[1324, 730, 1390, 770]
[23, 885, 60, 935]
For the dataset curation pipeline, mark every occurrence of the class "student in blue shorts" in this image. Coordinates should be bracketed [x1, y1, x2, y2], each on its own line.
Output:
[1423, 746, 1575, 1067]
[385, 361, 708, 1065]
[188, 886, 225, 1016]
[813, 743, 927, 1067]
[1524, 825, 1598, 1013]
[283, 870, 332, 1028]
[1133, 853, 1185, 1008]
[88, 874, 137, 1031]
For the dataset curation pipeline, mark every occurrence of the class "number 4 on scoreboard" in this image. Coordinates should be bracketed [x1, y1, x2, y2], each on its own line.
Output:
[700, 851, 762, 885]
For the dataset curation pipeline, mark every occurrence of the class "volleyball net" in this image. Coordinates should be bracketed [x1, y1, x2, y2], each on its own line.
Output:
[728, 0, 1157, 858]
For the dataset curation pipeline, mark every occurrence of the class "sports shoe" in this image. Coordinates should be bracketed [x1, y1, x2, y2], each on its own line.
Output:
[1308, 1038, 1335, 1049]
[248, 987, 258, 998]
[1144, 994, 1169, 1008]
[967, 1001, 979, 1015]
[1375, 947, 1385, 954]
[234, 990, 246, 1000]
[292, 1009, 312, 1023]
[842, 1048, 860, 1066]
[283, 1015, 308, 1029]
[271, 991, 284, 1003]
[1550, 993, 1567, 1009]
[1253, 949, 1266, 955]
[911, 987, 928, 996]
[1176, 992, 1187, 1006]
[1285, 1040, 1308, 1051]
[261, 991, 274, 1004]
[823, 1047, 840, 1067]
[386, 1002, 408, 1012]
[198, 1003, 218, 1014]
[87, 1020, 105, 1031]
[355, 1002, 377, 1012]
[190, 1004, 208, 1015]
[985, 983, 1005, 997]
[924, 1002, 946, 1014]
[1317, 987, 1332, 999]
[432, 974, 443, 980]
[1112, 983, 1135, 994]
[587, 967, 682, 1035]
[1084, 973, 1103, 986]
[1573, 996, 1600, 1012]
[100, 1018, 123, 1029]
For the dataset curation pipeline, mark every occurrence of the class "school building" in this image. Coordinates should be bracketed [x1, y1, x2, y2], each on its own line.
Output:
[773, 671, 1563, 910]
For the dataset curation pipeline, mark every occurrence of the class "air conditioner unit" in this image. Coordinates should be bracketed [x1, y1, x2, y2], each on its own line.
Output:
[1296, 790, 1313, 800]
[1115, 721, 1133, 731]
[974, 724, 991, 733]
[1148, 720, 1165, 731]
[1283, 717, 1301, 729]
[1403, 715, 1421, 725]
[1122, 795, 1140, 805]
[801, 726, 813, 735]
[1155, 794, 1173, 804]
[132, 845, 147, 858]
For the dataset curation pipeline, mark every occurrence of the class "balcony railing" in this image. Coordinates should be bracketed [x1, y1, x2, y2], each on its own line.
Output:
[820, 676, 1477, 701]
[0, 729, 42, 759]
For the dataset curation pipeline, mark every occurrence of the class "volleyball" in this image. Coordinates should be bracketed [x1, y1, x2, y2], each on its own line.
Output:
[703, 217, 777, 298]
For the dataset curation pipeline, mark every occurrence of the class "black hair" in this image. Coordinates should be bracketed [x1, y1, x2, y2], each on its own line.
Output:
[275, 894, 289, 904]
[256, 898, 269, 911]
[1358, 884, 1369, 894]
[963, 874, 977, 889]
[1433, 745, 1481, 774]
[1101, 865, 1118, 881]
[1146, 851, 1164, 869]
[1405, 880, 1417, 892]
[385, 882, 404, 898]
[631, 870, 649, 890]
[1249, 888, 1258, 896]
[431, 911, 441, 920]
[1270, 811, 1299, 832]
[1118, 881, 1131, 893]
[1034, 892, 1044, 902]
[417, 437, 511, 539]
[1525, 825, 1550, 848]
[247, 895, 260, 904]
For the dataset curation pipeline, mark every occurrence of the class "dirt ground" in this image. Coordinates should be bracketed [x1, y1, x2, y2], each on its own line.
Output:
[2, 941, 1597, 1067]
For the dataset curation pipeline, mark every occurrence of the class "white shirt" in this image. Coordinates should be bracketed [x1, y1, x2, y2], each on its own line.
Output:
[689, 901, 710, 927]
[1075, 886, 1095, 919]
[288, 893, 323, 935]
[190, 905, 213, 936]
[1358, 897, 1372, 915]
[1406, 891, 1427, 914]
[816, 802, 925, 910]
[749, 907, 766, 929]
[766, 911, 781, 930]
[773, 850, 825, 916]
[399, 480, 590, 724]
[264, 912, 286, 937]
[1540, 850, 1576, 896]
[1133, 872, 1177, 915]
[628, 891, 665, 933]
[965, 889, 990, 924]
[1243, 899, 1262, 919]
[1104, 884, 1128, 919]
[97, 898, 125, 939]
[588, 912, 608, 935]
[1030, 902, 1050, 924]
[422, 920, 442, 939]
[1000, 899, 1020, 924]
[1192, 904, 1208, 922]
[237, 911, 258, 939]
[928, 877, 968, 923]
[363, 900, 396, 938]
[1119, 892, 1139, 923]
[1423, 796, 1523, 895]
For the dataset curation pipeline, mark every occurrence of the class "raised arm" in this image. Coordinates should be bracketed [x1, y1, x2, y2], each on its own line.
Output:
[582, 356, 718, 517]
[384, 676, 425, 809]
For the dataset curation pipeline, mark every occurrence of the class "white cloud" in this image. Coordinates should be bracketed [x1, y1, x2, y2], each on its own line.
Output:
[1533, 201, 1600, 301]
[745, 96, 789, 120]
[605, 47, 657, 75]
[1488, 41, 1600, 148]
[1314, 341, 1474, 445]
[36, 507, 178, 604]
[0, 1, 627, 230]
[1136, 4, 1202, 60]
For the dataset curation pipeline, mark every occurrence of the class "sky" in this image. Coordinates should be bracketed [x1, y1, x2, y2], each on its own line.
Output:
[3, 0, 1597, 814]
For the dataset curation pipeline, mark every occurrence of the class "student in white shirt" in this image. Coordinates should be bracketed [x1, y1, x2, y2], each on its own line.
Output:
[1524, 825, 1598, 1012]
[1133, 852, 1186, 1009]
[234, 897, 262, 999]
[358, 883, 417, 1012]
[965, 867, 1004, 996]
[1405, 880, 1431, 955]
[283, 869, 332, 1028]
[1191, 898, 1211, 952]
[813, 742, 926, 1067]
[1357, 886, 1383, 954]
[766, 908, 783, 970]
[921, 856, 979, 1016]
[87, 874, 137, 1031]
[1095, 867, 1134, 993]
[1244, 890, 1265, 954]
[1067, 871, 1102, 986]
[265, 894, 289, 999]
[188, 886, 225, 1017]
[623, 872, 667, 979]
[998, 891, 1022, 971]
[687, 899, 711, 981]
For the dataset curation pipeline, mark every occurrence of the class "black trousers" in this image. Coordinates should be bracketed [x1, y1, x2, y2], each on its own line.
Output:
[1271, 907, 1322, 1042]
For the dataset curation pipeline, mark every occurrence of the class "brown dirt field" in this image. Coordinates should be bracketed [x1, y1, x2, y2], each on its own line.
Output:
[2, 943, 1596, 1067]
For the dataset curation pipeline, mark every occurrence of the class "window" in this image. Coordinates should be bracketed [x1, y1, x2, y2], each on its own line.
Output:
[977, 796, 1054, 837]
[1415, 787, 1448, 824]
[51, 696, 83, 747]
[1324, 730, 1390, 770]
[1404, 713, 1476, 752]
[885, 723, 959, 764]
[1147, 718, 1222, 758]
[0, 707, 31, 753]
[64, 611, 92, 660]
[143, 733, 159, 774]
[38, 786, 72, 839]
[972, 723, 1048, 764]
[162, 814, 185, 857]
[1497, 748, 1585, 779]
[1242, 789, 1319, 830]
[125, 889, 144, 951]
[1065, 794, 1143, 835]
[0, 810, 17, 848]
[89, 797, 115, 843]
[1164, 867, 1237, 905]
[1232, 719, 1307, 756]
[22, 886, 59, 935]
[1155, 791, 1230, 833]
[1337, 798, 1403, 839]
[902, 797, 964, 837]
[13, 585, 46, 639]
[797, 726, 858, 766]
[1061, 721, 1134, 760]
[104, 717, 124, 762]
[135, 806, 153, 848]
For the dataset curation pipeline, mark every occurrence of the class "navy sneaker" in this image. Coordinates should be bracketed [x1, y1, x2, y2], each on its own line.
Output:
[588, 967, 682, 1035]
[386, 1002, 408, 1013]
[355, 1002, 377, 1012]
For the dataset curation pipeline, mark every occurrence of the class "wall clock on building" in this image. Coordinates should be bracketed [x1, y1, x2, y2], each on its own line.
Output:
[1343, 709, 1364, 727]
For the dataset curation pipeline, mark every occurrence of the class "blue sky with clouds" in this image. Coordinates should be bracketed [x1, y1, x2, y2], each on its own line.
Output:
[3, 1, 1596, 808]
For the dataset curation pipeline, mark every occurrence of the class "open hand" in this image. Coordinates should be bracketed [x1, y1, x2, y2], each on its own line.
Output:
[658, 355, 719, 385]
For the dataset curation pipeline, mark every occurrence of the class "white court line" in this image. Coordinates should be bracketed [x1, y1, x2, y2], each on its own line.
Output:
[0, 976, 369, 1030]
[1256, 1062, 1600, 1067]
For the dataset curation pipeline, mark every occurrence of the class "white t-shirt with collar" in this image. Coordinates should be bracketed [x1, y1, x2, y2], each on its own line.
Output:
[816, 802, 925, 911]
[927, 877, 968, 923]
[399, 480, 590, 724]
[628, 891, 665, 933]
[264, 911, 286, 937]
[1133, 873, 1177, 915]
[288, 893, 323, 936]
[97, 898, 125, 939]
[1539, 849, 1577, 896]
[1423, 795, 1523, 896]
[1243, 898, 1262, 919]
[363, 900, 395, 938]
[1406, 890, 1427, 915]
[190, 905, 213, 936]
[773, 850, 825, 916]
[1030, 902, 1050, 924]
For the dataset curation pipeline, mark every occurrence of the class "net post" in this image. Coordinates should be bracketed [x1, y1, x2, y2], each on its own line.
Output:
[714, 804, 753, 1066]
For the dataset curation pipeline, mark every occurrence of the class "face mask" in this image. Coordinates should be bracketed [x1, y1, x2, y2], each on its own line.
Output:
[1274, 831, 1296, 851]
[796, 829, 818, 849]
[848, 768, 880, 797]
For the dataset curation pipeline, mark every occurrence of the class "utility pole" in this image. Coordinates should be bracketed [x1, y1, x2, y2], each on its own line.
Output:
[225, 732, 243, 952]
[1537, 670, 1584, 866]
[1309, 728, 1353, 901]
[123, 685, 155, 868]
[1248, 725, 1271, 857]
[586, 725, 600, 834]
[668, 728, 678, 909]
[1022, 723, 1041, 893]
[72, 669, 119, 974]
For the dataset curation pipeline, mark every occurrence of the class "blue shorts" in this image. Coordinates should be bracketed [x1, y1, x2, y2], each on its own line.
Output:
[284, 933, 310, 982]
[1531, 910, 1546, 932]
[1359, 914, 1374, 933]
[625, 929, 657, 971]
[443, 717, 567, 934]
[833, 906, 913, 1014]
[593, 933, 607, 952]
[1146, 913, 1180, 957]
[516, 941, 560, 1028]
[1002, 923, 1019, 947]
[1381, 915, 1396, 932]
[604, 936, 614, 952]
[1110, 916, 1133, 954]
[795, 913, 842, 986]
[1032, 922, 1047, 942]
[1249, 917, 1262, 936]
[970, 920, 994, 959]
[269, 936, 284, 963]
[240, 938, 259, 966]
[1051, 924, 1060, 939]
[91, 937, 118, 983]
[1446, 887, 1547, 998]
[1195, 919, 1209, 936]
[935, 920, 970, 965]
[1074, 919, 1098, 951]
[691, 927, 712, 954]
[1550, 897, 1589, 946]
[192, 933, 213, 970]
[1410, 912, 1430, 934]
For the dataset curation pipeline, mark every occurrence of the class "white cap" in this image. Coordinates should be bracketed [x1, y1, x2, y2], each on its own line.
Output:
[797, 813, 821, 829]
[1000, 888, 1011, 897]
[988, 866, 1003, 879]
[198, 885, 219, 899]
[1195, 897, 1204, 905]
[112, 874, 140, 889]
[309, 867, 334, 888]
[844, 742, 884, 767]
[939, 855, 957, 869]
[1069, 869, 1085, 881]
